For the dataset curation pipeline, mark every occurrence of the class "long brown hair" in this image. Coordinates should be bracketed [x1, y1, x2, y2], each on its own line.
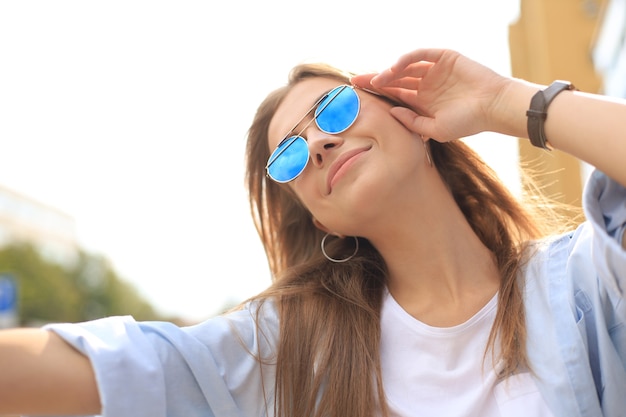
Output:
[244, 63, 562, 417]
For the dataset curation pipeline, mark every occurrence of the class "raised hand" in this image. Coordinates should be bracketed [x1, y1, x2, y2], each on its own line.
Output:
[351, 48, 509, 142]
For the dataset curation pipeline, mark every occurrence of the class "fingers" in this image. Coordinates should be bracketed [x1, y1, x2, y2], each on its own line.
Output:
[350, 73, 377, 87]
[352, 59, 434, 91]
[391, 48, 449, 72]
[389, 107, 436, 139]
[372, 76, 422, 92]
[350, 73, 416, 107]
[350, 73, 388, 96]
[376, 86, 418, 108]
[352, 68, 425, 110]
[350, 73, 428, 131]
[355, 48, 457, 90]
[351, 73, 395, 95]
[370, 61, 433, 88]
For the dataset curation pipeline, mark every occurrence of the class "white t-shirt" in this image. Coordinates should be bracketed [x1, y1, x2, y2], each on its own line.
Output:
[380, 290, 555, 417]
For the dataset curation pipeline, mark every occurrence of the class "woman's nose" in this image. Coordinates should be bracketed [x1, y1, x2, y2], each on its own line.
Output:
[305, 127, 344, 166]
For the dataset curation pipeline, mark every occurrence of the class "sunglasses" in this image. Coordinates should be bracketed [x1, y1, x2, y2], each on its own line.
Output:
[266, 84, 360, 183]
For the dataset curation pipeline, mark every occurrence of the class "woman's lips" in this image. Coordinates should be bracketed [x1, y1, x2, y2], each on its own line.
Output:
[327, 146, 370, 194]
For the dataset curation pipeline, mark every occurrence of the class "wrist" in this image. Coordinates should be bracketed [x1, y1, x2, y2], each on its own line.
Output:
[488, 78, 541, 138]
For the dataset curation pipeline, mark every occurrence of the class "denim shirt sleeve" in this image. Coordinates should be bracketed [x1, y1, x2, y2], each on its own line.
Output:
[523, 170, 626, 417]
[582, 169, 626, 298]
[43, 301, 279, 417]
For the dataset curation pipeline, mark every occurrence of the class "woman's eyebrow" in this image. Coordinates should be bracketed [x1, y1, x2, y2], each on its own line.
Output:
[311, 88, 333, 105]
[279, 87, 334, 143]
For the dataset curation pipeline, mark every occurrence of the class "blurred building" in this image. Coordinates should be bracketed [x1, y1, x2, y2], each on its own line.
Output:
[509, 0, 609, 209]
[593, 0, 626, 98]
[0, 184, 78, 266]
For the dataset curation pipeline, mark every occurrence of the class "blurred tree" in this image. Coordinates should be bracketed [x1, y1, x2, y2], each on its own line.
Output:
[66, 251, 161, 321]
[0, 243, 167, 325]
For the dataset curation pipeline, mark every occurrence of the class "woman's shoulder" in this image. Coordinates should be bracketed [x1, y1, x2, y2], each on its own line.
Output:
[524, 170, 625, 279]
[185, 297, 280, 350]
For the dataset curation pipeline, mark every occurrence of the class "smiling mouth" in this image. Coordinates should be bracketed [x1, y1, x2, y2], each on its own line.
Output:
[327, 147, 370, 194]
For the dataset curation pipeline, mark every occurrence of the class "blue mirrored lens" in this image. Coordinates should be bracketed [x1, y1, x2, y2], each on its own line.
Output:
[266, 136, 309, 183]
[315, 86, 360, 134]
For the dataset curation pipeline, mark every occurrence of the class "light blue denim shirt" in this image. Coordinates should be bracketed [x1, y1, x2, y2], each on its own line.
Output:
[45, 170, 626, 417]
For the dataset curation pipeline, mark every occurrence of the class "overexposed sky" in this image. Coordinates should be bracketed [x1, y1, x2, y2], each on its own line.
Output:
[0, 0, 521, 322]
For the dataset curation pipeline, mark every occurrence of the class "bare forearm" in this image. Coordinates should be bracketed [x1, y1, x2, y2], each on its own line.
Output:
[546, 90, 626, 187]
[493, 80, 626, 187]
[0, 329, 100, 416]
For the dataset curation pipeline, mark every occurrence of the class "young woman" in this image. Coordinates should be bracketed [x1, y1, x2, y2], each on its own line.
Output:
[1, 48, 624, 417]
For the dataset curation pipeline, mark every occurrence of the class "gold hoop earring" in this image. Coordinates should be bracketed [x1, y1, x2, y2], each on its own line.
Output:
[321, 234, 359, 263]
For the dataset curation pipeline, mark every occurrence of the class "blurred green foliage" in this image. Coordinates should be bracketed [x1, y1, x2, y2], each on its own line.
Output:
[0, 243, 168, 325]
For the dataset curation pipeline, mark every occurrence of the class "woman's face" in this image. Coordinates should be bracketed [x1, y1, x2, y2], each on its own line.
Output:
[267, 77, 429, 238]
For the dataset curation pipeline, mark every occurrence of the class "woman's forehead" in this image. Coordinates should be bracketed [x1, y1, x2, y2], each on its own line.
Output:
[267, 77, 344, 149]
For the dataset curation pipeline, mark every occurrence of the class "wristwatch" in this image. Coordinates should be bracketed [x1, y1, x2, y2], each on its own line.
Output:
[526, 80, 575, 150]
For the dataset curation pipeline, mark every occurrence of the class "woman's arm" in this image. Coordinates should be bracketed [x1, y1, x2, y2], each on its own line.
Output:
[0, 328, 100, 416]
[351, 48, 626, 188]
[492, 78, 626, 188]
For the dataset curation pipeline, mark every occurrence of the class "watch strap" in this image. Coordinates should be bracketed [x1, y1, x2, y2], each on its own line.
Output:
[526, 80, 575, 150]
